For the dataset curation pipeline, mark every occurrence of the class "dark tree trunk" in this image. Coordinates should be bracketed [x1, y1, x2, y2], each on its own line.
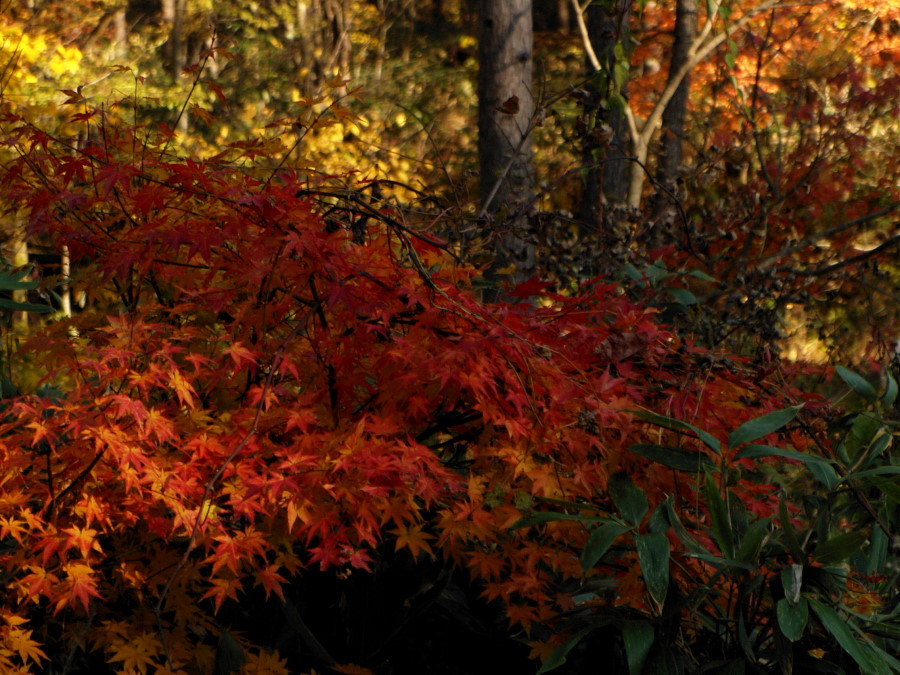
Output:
[577, 0, 632, 237]
[657, 0, 697, 183]
[478, 0, 536, 290]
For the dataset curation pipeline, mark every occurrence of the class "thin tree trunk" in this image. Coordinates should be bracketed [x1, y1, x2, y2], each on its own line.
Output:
[577, 0, 632, 236]
[478, 0, 536, 291]
[658, 0, 697, 183]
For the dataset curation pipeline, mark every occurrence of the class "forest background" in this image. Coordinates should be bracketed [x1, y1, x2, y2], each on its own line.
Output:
[0, 0, 898, 674]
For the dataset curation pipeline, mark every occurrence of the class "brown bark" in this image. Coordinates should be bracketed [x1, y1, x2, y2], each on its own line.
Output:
[657, 0, 698, 183]
[577, 0, 632, 235]
[477, 0, 536, 290]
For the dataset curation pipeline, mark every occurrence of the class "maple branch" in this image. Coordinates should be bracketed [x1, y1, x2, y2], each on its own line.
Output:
[786, 232, 900, 277]
[758, 202, 900, 271]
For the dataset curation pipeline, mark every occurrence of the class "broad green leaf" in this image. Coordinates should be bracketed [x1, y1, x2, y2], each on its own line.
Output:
[663, 499, 706, 554]
[882, 372, 898, 408]
[608, 472, 648, 526]
[687, 269, 717, 282]
[0, 298, 54, 313]
[777, 597, 808, 642]
[781, 564, 803, 604]
[863, 527, 888, 575]
[862, 641, 900, 674]
[704, 474, 734, 559]
[622, 620, 654, 675]
[869, 476, 900, 504]
[735, 518, 770, 564]
[846, 465, 900, 480]
[581, 522, 631, 572]
[808, 599, 890, 675]
[213, 629, 246, 675]
[667, 287, 698, 306]
[728, 405, 803, 449]
[537, 626, 593, 674]
[734, 443, 833, 465]
[628, 443, 716, 472]
[778, 499, 806, 564]
[636, 532, 669, 606]
[836, 366, 877, 402]
[0, 266, 40, 290]
[647, 502, 669, 534]
[724, 49, 736, 69]
[510, 512, 612, 530]
[631, 410, 721, 454]
[843, 414, 883, 460]
[808, 460, 840, 490]
[812, 530, 869, 565]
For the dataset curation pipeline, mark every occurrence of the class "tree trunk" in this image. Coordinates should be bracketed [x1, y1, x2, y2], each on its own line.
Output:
[161, 0, 188, 78]
[657, 0, 697, 183]
[577, 0, 632, 236]
[478, 0, 536, 290]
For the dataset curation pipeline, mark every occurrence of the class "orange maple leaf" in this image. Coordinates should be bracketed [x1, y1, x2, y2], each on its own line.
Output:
[167, 367, 197, 409]
[4, 626, 48, 665]
[389, 524, 435, 559]
[59, 562, 102, 613]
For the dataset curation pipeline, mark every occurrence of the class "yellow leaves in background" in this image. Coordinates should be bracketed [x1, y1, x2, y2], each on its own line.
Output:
[0, 20, 82, 92]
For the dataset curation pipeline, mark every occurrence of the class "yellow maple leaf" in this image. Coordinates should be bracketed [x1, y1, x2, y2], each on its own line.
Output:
[389, 524, 435, 559]
[3, 627, 47, 665]
[107, 632, 162, 674]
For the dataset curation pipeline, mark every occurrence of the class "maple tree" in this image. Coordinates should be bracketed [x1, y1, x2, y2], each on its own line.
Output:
[0, 2, 897, 674]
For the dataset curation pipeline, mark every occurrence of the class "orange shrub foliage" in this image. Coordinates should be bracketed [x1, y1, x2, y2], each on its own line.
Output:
[0, 106, 827, 672]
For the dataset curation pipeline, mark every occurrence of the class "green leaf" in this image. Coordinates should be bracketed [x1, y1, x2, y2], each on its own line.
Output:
[647, 502, 669, 534]
[623, 620, 654, 675]
[777, 597, 808, 642]
[882, 372, 898, 408]
[808, 599, 890, 675]
[581, 522, 631, 572]
[812, 530, 869, 565]
[687, 269, 717, 282]
[704, 474, 734, 559]
[863, 526, 888, 575]
[636, 532, 669, 606]
[728, 406, 803, 449]
[781, 564, 803, 604]
[663, 498, 706, 555]
[213, 629, 246, 675]
[734, 443, 833, 465]
[630, 410, 721, 454]
[608, 91, 627, 114]
[537, 626, 593, 674]
[778, 499, 806, 564]
[628, 443, 716, 472]
[808, 460, 840, 490]
[847, 465, 900, 480]
[0, 298, 54, 313]
[0, 266, 40, 291]
[836, 366, 878, 402]
[609, 472, 649, 526]
[868, 476, 900, 504]
[667, 287, 698, 306]
[736, 517, 770, 564]
[724, 50, 736, 69]
[842, 414, 883, 460]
